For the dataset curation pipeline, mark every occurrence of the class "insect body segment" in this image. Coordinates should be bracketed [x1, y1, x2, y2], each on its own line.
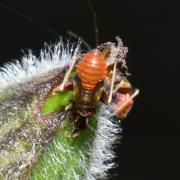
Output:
[76, 49, 107, 91]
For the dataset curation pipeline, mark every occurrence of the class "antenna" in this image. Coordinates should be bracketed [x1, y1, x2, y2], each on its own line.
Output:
[0, 1, 58, 36]
[67, 30, 91, 50]
[0, 1, 92, 50]
[88, 0, 99, 46]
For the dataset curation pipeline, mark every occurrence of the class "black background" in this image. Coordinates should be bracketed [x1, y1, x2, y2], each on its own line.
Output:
[0, 0, 179, 179]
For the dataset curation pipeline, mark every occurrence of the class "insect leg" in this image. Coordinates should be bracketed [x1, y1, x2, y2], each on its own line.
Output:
[108, 62, 117, 104]
[110, 89, 139, 117]
[57, 42, 80, 91]
[113, 80, 124, 94]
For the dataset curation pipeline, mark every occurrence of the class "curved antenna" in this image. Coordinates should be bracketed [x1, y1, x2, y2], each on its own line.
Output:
[0, 1, 92, 50]
[88, 0, 99, 46]
[67, 30, 91, 50]
[0, 1, 58, 36]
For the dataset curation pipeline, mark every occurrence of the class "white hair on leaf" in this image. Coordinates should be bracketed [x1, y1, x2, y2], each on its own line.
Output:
[0, 39, 81, 91]
[86, 104, 122, 180]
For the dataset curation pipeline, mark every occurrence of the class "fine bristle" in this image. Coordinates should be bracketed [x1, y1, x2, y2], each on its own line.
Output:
[0, 39, 81, 92]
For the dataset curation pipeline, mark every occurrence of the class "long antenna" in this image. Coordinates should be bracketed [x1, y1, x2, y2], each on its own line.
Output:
[0, 1, 92, 50]
[88, 0, 99, 46]
[67, 30, 91, 50]
[0, 1, 58, 36]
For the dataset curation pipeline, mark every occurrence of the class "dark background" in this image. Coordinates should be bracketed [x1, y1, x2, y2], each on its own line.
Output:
[0, 0, 179, 179]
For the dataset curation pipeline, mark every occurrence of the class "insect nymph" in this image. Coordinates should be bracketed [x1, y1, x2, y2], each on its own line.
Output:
[0, 1, 140, 179]
[52, 37, 139, 135]
[0, 0, 139, 133]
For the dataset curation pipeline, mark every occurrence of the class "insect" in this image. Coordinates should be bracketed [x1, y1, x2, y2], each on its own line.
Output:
[51, 37, 139, 136]
[0, 1, 140, 179]
[0, 1, 139, 135]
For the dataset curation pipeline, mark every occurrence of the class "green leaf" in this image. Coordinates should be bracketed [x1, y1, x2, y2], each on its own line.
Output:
[41, 91, 74, 114]
[30, 117, 97, 180]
